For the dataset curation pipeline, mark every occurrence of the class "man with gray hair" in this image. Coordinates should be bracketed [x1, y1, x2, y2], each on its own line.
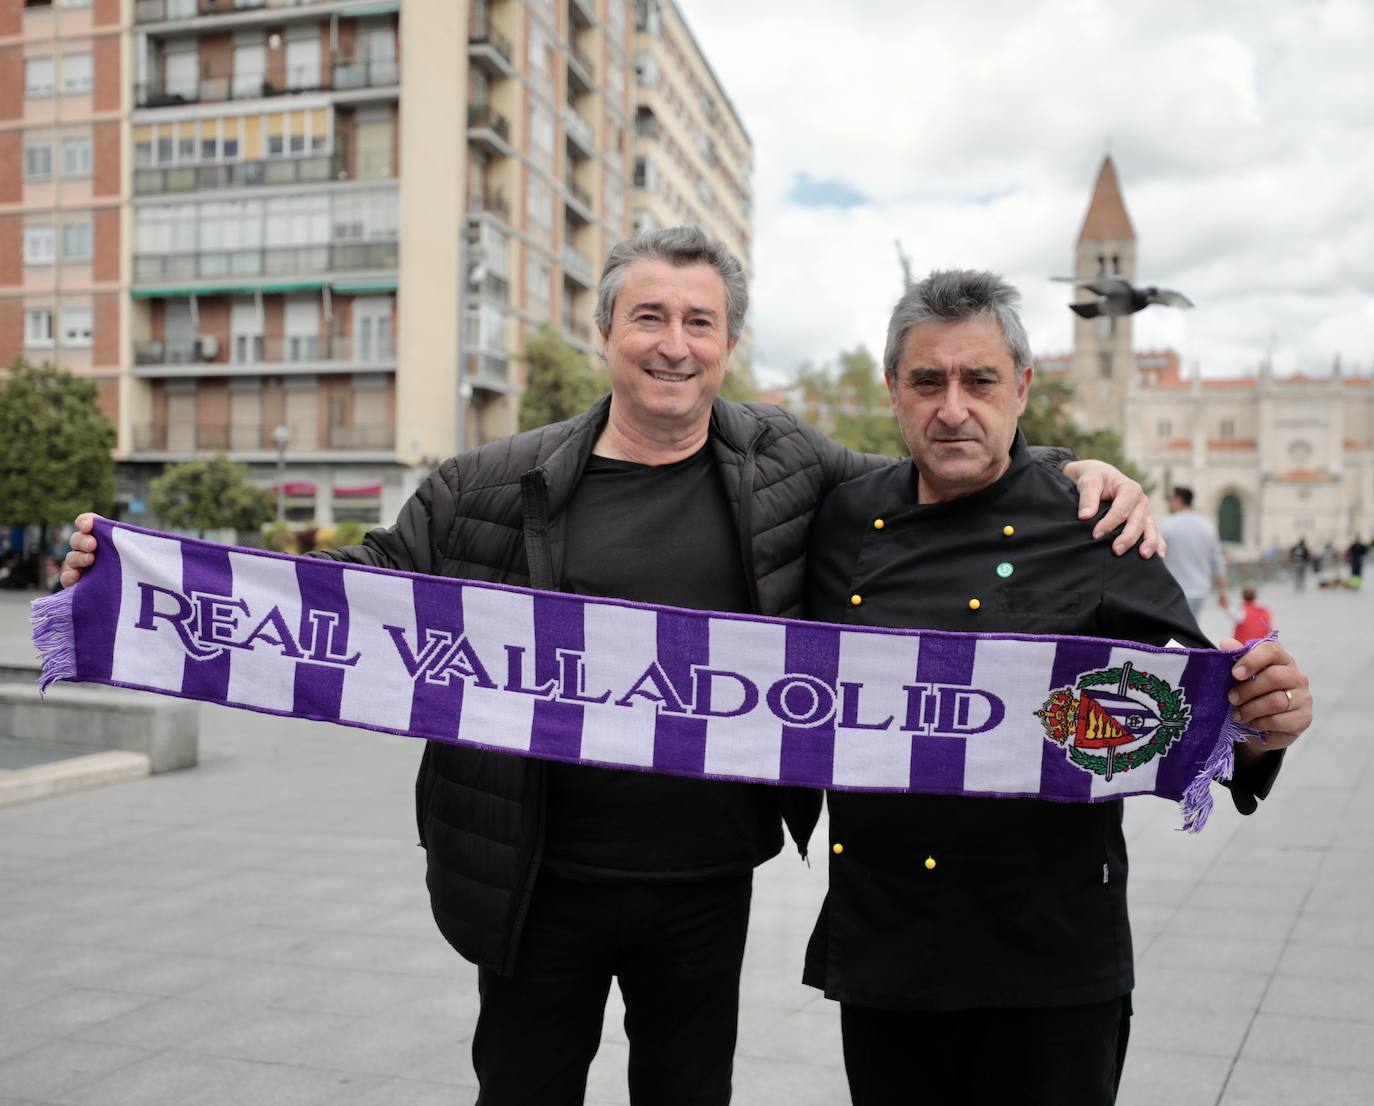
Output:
[802, 269, 1312, 1104]
[61, 233, 1161, 1105]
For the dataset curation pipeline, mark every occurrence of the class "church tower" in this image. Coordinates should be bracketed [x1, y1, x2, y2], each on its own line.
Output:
[1070, 156, 1137, 435]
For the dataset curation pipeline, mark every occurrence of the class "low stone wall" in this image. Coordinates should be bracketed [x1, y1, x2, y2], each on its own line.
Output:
[0, 682, 198, 773]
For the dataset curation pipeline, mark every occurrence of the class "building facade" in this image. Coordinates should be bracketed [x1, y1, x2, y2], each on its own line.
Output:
[1045, 157, 1374, 557]
[4, 0, 752, 534]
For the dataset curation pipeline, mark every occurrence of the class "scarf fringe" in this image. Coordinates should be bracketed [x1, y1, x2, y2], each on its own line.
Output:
[1178, 632, 1275, 832]
[30, 587, 76, 698]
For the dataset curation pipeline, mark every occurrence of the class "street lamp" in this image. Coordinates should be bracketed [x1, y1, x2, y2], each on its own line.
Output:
[272, 423, 290, 522]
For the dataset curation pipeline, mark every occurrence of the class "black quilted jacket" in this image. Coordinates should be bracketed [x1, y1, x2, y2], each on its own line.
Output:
[316, 395, 893, 974]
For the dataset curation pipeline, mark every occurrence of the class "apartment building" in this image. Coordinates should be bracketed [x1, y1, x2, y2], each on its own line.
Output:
[0, 0, 128, 445]
[2, 0, 748, 531]
[631, 0, 752, 359]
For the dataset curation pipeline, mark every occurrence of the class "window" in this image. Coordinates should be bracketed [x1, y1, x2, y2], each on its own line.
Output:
[268, 135, 284, 156]
[1157, 418, 1172, 439]
[24, 140, 53, 179]
[157, 135, 173, 163]
[1094, 315, 1114, 339]
[60, 0, 94, 7]
[529, 102, 555, 167]
[26, 58, 55, 97]
[1218, 493, 1243, 544]
[201, 137, 218, 161]
[134, 141, 152, 167]
[289, 134, 305, 154]
[164, 48, 197, 100]
[527, 175, 553, 230]
[177, 136, 195, 162]
[1220, 418, 1237, 440]
[232, 41, 266, 99]
[285, 296, 319, 361]
[25, 309, 54, 346]
[525, 253, 550, 308]
[61, 53, 93, 94]
[24, 225, 55, 264]
[62, 221, 93, 261]
[223, 137, 240, 159]
[1098, 351, 1113, 379]
[62, 136, 92, 177]
[284, 34, 321, 90]
[61, 306, 93, 347]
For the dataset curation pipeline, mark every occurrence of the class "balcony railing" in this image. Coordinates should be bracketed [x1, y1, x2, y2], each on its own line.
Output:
[565, 175, 593, 215]
[468, 190, 512, 222]
[562, 244, 594, 287]
[134, 152, 349, 195]
[138, 0, 351, 23]
[134, 421, 395, 452]
[467, 104, 510, 140]
[133, 240, 398, 283]
[134, 333, 395, 367]
[136, 56, 397, 108]
[563, 107, 595, 155]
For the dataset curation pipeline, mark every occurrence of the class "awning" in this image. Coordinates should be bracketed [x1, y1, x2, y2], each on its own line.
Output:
[347, 1, 400, 14]
[332, 277, 398, 294]
[272, 481, 317, 496]
[132, 280, 326, 299]
[333, 484, 383, 497]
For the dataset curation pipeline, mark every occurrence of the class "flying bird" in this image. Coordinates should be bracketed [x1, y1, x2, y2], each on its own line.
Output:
[1051, 276, 1194, 319]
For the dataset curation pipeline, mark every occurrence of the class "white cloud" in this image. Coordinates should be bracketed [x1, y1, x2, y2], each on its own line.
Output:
[675, 0, 1374, 383]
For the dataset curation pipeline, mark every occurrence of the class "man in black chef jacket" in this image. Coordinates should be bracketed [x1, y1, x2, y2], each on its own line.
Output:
[803, 269, 1314, 1106]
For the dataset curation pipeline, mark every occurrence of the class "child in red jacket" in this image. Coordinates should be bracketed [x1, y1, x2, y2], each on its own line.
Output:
[1233, 585, 1273, 643]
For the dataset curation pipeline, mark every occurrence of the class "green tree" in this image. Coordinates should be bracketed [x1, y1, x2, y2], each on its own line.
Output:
[790, 345, 907, 457]
[717, 356, 760, 404]
[0, 359, 115, 547]
[149, 454, 274, 536]
[1021, 375, 1153, 493]
[518, 324, 609, 431]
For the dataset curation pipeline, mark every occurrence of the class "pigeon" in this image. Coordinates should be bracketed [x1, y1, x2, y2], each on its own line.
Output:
[1051, 276, 1194, 319]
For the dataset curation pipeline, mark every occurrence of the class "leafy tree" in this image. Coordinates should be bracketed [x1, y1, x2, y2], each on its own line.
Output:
[718, 356, 760, 404]
[1021, 375, 1153, 493]
[790, 345, 907, 457]
[0, 359, 115, 538]
[518, 324, 609, 431]
[149, 454, 274, 536]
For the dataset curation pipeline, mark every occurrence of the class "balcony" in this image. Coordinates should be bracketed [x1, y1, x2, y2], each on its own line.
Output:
[564, 175, 594, 223]
[328, 424, 395, 450]
[133, 240, 398, 284]
[133, 332, 396, 373]
[468, 21, 516, 79]
[465, 351, 511, 392]
[467, 104, 512, 156]
[136, 56, 397, 110]
[137, 0, 346, 24]
[468, 190, 512, 223]
[134, 421, 395, 453]
[563, 107, 596, 158]
[561, 244, 594, 288]
[567, 42, 595, 92]
[134, 153, 349, 195]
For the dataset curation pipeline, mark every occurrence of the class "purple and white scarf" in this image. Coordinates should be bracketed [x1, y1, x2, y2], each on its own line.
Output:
[32, 519, 1260, 830]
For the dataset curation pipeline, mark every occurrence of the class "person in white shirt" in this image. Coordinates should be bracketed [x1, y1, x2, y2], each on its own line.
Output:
[1158, 486, 1229, 617]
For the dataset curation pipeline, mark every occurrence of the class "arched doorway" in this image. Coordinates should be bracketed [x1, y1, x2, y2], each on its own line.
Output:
[1218, 493, 1244, 544]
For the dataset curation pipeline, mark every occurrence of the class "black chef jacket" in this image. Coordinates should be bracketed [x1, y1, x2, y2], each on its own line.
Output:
[802, 431, 1282, 1012]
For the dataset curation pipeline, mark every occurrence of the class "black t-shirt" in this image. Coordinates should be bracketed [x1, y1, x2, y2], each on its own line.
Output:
[542, 445, 778, 881]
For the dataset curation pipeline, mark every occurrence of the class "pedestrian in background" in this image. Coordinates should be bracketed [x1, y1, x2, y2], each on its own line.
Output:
[1158, 486, 1230, 618]
[1290, 538, 1311, 590]
[1233, 585, 1273, 643]
[1348, 536, 1367, 588]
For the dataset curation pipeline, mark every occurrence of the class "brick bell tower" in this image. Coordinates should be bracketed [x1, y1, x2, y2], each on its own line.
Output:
[1069, 156, 1137, 435]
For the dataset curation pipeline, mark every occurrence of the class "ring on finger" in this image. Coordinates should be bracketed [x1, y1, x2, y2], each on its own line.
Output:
[1284, 688, 1294, 710]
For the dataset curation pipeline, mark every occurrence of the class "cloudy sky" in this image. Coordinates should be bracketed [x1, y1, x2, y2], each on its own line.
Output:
[675, 0, 1374, 385]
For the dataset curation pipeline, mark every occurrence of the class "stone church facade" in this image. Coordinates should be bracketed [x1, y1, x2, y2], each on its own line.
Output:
[1039, 157, 1374, 558]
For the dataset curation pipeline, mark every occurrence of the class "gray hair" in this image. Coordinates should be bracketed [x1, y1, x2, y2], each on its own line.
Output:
[882, 269, 1033, 379]
[594, 226, 748, 343]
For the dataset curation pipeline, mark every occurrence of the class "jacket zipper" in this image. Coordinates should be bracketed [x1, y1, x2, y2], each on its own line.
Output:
[736, 426, 769, 615]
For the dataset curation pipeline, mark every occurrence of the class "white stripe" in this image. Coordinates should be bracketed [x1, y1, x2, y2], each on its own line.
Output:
[962, 638, 1058, 795]
[337, 571, 418, 732]
[455, 586, 536, 753]
[110, 528, 188, 693]
[578, 603, 658, 768]
[225, 550, 302, 713]
[831, 630, 919, 788]
[702, 617, 787, 781]
[1089, 647, 1188, 799]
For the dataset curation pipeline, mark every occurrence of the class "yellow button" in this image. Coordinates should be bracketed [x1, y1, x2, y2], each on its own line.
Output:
[832, 843, 844, 855]
[873, 518, 885, 530]
[850, 594, 863, 606]
[924, 855, 937, 871]
[1003, 525, 1015, 537]
[968, 598, 981, 611]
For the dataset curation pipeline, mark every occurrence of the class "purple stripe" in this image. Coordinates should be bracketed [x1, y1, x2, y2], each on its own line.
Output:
[1155, 650, 1235, 800]
[291, 558, 350, 721]
[652, 610, 709, 775]
[408, 576, 464, 742]
[179, 542, 233, 701]
[527, 593, 586, 761]
[910, 633, 974, 791]
[779, 624, 839, 786]
[74, 518, 123, 682]
[1037, 639, 1115, 802]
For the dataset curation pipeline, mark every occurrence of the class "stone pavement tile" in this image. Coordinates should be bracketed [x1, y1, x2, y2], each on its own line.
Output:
[1289, 913, 1374, 949]
[1303, 873, 1374, 918]
[1209, 843, 1328, 887]
[736, 1009, 841, 1068]
[0, 1033, 51, 1067]
[0, 1039, 154, 1102]
[1128, 998, 1257, 1059]
[1261, 975, 1374, 1023]
[1241, 1013, 1374, 1071]
[1221, 1058, 1374, 1105]
[0, 988, 161, 1040]
[70, 995, 237, 1050]
[1183, 877, 1315, 914]
[347, 1076, 479, 1106]
[1127, 874, 1198, 909]
[1136, 932, 1285, 976]
[50, 1052, 389, 1106]
[1277, 940, 1374, 983]
[0, 974, 66, 1016]
[1115, 1047, 1231, 1106]
[278, 931, 450, 977]
[407, 1036, 477, 1086]
[175, 1005, 354, 1067]
[583, 1039, 629, 1104]
[731, 1054, 852, 1106]
[1164, 905, 1298, 943]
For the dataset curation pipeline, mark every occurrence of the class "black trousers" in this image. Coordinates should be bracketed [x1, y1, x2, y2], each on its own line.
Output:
[472, 872, 753, 1106]
[840, 996, 1132, 1106]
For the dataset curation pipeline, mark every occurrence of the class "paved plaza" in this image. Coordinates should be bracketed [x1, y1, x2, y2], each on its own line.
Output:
[0, 577, 1369, 1105]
